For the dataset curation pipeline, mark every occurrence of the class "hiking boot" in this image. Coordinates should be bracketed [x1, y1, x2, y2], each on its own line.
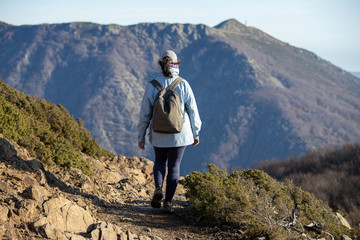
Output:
[162, 201, 173, 213]
[151, 187, 163, 208]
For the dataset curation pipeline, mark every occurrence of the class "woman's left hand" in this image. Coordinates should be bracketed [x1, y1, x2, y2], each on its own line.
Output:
[138, 141, 145, 149]
[192, 139, 199, 147]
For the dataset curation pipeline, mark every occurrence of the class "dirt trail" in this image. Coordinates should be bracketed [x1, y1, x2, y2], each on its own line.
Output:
[0, 136, 241, 240]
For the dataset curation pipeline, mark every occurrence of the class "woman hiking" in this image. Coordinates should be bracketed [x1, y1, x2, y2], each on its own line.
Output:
[137, 50, 202, 212]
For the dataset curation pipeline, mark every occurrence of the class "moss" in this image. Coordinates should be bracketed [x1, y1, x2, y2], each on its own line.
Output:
[185, 164, 351, 239]
[0, 80, 115, 175]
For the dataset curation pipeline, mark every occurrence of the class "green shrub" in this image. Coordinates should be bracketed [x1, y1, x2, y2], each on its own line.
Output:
[257, 142, 360, 226]
[185, 164, 351, 239]
[0, 80, 115, 175]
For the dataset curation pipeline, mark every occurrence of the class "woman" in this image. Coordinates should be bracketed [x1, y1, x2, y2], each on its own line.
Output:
[137, 50, 202, 212]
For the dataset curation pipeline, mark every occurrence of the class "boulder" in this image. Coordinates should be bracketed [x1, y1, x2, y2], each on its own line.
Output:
[23, 175, 37, 187]
[22, 184, 49, 203]
[0, 204, 9, 221]
[336, 212, 351, 229]
[105, 170, 124, 184]
[37, 222, 68, 239]
[0, 138, 17, 160]
[26, 159, 45, 172]
[88, 222, 126, 240]
[35, 197, 94, 234]
[17, 199, 40, 222]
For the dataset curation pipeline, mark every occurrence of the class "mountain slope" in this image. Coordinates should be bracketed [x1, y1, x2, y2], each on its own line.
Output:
[0, 19, 359, 174]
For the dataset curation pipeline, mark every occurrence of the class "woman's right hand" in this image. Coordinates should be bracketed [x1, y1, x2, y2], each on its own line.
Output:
[138, 141, 145, 150]
[192, 139, 199, 147]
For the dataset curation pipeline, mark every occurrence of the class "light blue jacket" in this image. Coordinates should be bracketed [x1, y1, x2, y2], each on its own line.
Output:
[137, 67, 202, 147]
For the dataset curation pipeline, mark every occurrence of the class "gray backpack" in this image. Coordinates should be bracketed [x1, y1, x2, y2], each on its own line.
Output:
[150, 77, 185, 133]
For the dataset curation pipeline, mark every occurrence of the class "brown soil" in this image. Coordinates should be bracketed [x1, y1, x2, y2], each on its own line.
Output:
[0, 136, 244, 240]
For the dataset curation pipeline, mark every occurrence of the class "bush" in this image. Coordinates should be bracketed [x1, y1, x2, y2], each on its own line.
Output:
[185, 164, 351, 239]
[0, 80, 115, 175]
[257, 143, 360, 226]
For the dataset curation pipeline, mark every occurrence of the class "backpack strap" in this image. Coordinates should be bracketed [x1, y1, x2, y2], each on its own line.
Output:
[167, 77, 183, 90]
[150, 79, 164, 91]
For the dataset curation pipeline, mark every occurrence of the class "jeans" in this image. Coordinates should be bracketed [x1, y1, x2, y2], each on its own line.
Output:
[153, 146, 186, 203]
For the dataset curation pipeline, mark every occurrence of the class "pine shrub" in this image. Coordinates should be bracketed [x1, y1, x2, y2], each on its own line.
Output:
[0, 80, 115, 175]
[185, 164, 351, 239]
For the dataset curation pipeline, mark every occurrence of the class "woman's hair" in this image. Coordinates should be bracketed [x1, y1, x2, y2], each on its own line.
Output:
[159, 56, 181, 78]
[159, 56, 173, 78]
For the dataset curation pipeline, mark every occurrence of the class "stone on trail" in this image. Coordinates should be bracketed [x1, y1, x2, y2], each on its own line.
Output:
[35, 196, 94, 234]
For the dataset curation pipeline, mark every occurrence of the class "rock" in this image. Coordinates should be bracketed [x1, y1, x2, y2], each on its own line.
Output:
[336, 212, 351, 229]
[88, 222, 120, 240]
[139, 235, 152, 240]
[127, 230, 137, 240]
[0, 181, 8, 192]
[100, 227, 117, 240]
[17, 199, 40, 222]
[118, 230, 127, 240]
[0, 138, 17, 160]
[26, 159, 45, 172]
[7, 172, 23, 181]
[90, 228, 100, 239]
[70, 235, 87, 240]
[23, 175, 37, 187]
[35, 197, 94, 234]
[107, 171, 124, 184]
[36, 169, 48, 186]
[80, 177, 94, 192]
[37, 222, 68, 240]
[0, 221, 5, 238]
[0, 205, 9, 221]
[22, 184, 49, 203]
[0, 221, 22, 240]
[153, 237, 163, 240]
[178, 176, 186, 185]
[131, 172, 147, 185]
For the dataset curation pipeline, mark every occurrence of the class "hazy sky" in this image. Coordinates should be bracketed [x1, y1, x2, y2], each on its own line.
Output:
[1, 0, 359, 71]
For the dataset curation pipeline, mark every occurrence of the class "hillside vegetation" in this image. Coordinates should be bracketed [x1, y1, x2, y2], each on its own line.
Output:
[256, 143, 360, 226]
[185, 164, 352, 239]
[0, 80, 114, 175]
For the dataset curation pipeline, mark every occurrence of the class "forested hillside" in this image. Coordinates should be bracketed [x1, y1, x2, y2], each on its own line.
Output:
[256, 143, 360, 225]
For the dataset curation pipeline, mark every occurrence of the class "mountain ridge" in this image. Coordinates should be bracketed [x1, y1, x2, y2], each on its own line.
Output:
[0, 19, 359, 174]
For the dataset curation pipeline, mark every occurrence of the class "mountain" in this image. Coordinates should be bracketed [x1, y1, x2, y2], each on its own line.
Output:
[352, 72, 360, 78]
[1, 19, 359, 174]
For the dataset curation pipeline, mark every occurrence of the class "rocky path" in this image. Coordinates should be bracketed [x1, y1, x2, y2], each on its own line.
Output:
[0, 136, 238, 240]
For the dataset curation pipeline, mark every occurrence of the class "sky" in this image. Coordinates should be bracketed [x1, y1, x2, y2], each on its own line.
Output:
[1, 0, 359, 72]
